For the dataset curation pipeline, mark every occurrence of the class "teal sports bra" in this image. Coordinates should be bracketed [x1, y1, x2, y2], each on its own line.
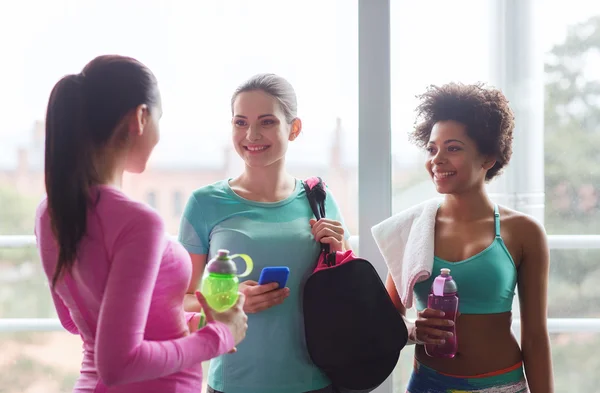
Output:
[413, 204, 517, 314]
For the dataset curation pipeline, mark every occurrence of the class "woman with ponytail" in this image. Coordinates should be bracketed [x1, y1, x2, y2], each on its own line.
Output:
[35, 55, 248, 393]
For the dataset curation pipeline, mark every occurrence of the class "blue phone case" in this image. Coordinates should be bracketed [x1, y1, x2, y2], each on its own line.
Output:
[258, 266, 290, 288]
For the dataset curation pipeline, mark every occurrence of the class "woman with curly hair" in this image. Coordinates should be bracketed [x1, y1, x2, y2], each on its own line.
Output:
[372, 83, 553, 392]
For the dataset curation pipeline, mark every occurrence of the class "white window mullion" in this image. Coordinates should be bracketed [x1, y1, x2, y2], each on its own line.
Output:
[358, 0, 392, 392]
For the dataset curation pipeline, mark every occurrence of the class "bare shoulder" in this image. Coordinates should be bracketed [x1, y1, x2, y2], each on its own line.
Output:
[498, 205, 545, 236]
[498, 205, 548, 265]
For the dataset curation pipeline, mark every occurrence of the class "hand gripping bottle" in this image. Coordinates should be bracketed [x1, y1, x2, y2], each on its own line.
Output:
[197, 249, 253, 328]
[425, 268, 459, 358]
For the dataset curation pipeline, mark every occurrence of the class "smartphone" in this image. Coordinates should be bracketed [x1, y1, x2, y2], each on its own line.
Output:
[258, 266, 290, 289]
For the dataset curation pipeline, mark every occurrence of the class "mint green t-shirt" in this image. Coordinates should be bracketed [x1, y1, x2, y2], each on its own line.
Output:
[178, 178, 350, 393]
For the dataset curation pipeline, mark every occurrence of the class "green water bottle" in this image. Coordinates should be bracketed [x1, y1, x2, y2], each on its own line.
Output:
[198, 249, 253, 328]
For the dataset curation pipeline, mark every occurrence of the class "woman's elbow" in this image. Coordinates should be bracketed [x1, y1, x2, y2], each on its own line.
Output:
[96, 354, 132, 387]
[97, 364, 128, 387]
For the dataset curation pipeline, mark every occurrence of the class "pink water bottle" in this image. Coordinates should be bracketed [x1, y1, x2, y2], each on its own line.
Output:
[425, 268, 459, 358]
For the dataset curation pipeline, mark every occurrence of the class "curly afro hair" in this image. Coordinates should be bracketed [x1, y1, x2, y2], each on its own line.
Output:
[410, 82, 515, 181]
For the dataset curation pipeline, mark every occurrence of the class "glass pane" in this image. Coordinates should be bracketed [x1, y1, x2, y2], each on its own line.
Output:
[544, 3, 600, 235]
[390, 0, 493, 214]
[0, 186, 37, 236]
[548, 249, 600, 318]
[542, 4, 600, 391]
[0, 0, 358, 236]
[0, 247, 54, 319]
[551, 333, 600, 392]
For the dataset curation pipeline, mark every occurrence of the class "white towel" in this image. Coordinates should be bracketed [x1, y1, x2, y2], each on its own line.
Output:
[371, 198, 441, 309]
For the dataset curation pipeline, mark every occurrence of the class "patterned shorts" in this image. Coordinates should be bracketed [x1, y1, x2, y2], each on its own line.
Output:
[406, 359, 528, 393]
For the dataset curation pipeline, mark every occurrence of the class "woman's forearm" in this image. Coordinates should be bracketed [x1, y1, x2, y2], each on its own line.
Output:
[522, 335, 554, 393]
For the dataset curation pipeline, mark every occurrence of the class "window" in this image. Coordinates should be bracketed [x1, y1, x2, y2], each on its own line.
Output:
[390, 0, 492, 214]
[542, 3, 600, 391]
[3, 1, 600, 392]
[146, 190, 157, 209]
[0, 1, 358, 392]
[173, 190, 183, 217]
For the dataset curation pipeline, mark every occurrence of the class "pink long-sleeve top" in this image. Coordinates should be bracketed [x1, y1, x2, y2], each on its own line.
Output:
[34, 185, 234, 393]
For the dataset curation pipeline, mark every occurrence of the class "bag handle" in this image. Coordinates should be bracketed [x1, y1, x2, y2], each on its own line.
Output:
[303, 177, 330, 255]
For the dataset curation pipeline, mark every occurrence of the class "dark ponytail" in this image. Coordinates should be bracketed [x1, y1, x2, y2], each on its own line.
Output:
[45, 74, 92, 287]
[45, 55, 158, 287]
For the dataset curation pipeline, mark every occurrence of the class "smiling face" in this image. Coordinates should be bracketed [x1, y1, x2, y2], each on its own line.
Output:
[425, 120, 496, 194]
[231, 89, 301, 169]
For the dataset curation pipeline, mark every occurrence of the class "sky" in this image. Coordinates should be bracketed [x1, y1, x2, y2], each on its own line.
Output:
[0, 0, 598, 170]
